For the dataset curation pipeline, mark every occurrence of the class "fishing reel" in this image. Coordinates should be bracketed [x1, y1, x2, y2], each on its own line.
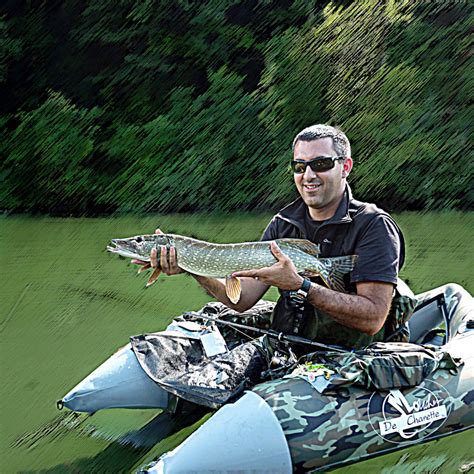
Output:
[261, 347, 298, 380]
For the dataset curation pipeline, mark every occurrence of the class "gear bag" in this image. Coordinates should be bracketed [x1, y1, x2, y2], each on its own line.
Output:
[130, 301, 275, 409]
[294, 342, 462, 393]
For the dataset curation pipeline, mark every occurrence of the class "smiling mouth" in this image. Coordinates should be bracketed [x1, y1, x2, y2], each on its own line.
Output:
[303, 183, 321, 191]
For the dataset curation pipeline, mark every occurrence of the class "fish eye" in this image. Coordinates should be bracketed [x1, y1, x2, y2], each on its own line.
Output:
[135, 236, 142, 243]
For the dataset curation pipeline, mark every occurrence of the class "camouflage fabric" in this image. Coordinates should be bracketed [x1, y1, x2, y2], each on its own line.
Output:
[253, 368, 473, 472]
[293, 342, 462, 392]
[384, 294, 418, 342]
[131, 332, 270, 409]
[143, 286, 471, 472]
[136, 296, 442, 410]
[130, 301, 277, 409]
[252, 284, 474, 471]
[182, 300, 275, 349]
[188, 288, 417, 349]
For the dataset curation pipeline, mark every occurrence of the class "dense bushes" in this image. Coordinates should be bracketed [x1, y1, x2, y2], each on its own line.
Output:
[1, 1, 472, 215]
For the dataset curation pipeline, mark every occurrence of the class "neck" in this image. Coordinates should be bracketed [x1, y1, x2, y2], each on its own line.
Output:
[308, 190, 345, 221]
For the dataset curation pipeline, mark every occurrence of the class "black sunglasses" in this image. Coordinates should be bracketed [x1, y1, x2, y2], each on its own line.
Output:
[291, 156, 345, 174]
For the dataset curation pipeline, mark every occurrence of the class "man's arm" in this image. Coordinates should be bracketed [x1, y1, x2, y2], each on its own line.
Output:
[191, 274, 270, 313]
[232, 242, 393, 336]
[305, 281, 393, 335]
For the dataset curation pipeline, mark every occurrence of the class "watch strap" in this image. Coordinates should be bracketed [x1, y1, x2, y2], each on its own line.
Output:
[289, 278, 312, 303]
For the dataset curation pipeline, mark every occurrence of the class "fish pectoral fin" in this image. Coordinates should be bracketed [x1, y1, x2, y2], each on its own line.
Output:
[319, 273, 336, 291]
[146, 267, 162, 287]
[302, 269, 320, 278]
[225, 275, 242, 304]
[137, 263, 151, 274]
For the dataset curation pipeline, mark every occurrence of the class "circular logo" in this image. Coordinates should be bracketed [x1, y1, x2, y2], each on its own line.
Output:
[368, 380, 451, 444]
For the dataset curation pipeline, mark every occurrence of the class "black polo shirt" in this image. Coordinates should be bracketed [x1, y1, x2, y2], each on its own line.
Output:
[261, 185, 403, 291]
[260, 185, 405, 348]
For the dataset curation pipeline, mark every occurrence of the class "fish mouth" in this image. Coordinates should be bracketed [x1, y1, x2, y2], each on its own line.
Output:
[107, 239, 122, 251]
[108, 238, 132, 250]
[107, 240, 149, 261]
[106, 242, 124, 255]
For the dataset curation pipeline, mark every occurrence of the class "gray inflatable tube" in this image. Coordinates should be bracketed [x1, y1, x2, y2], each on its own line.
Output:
[60, 343, 169, 413]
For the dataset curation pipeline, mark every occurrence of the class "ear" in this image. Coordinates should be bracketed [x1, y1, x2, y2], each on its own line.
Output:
[342, 157, 353, 178]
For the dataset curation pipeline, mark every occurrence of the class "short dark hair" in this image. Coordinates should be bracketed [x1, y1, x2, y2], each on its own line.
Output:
[292, 124, 351, 157]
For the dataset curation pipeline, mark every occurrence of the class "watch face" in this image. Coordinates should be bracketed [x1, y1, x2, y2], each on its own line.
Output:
[301, 278, 312, 293]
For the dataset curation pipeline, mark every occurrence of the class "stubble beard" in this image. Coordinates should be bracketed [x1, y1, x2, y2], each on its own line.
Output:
[300, 181, 345, 217]
[299, 183, 326, 209]
[303, 194, 325, 209]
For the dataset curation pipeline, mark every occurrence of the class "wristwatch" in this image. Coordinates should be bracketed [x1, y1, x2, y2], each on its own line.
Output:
[288, 278, 312, 304]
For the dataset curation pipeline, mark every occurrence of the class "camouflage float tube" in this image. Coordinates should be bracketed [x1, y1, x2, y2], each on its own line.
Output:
[145, 284, 473, 473]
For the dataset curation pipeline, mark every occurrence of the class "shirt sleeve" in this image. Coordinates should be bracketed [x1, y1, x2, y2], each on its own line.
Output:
[350, 214, 401, 286]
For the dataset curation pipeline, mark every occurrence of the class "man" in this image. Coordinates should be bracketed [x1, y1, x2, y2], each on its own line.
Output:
[146, 124, 406, 349]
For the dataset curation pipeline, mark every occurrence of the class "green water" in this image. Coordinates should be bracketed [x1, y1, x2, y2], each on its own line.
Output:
[1, 212, 473, 473]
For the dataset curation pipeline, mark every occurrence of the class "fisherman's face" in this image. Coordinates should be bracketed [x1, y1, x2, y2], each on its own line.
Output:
[293, 137, 352, 220]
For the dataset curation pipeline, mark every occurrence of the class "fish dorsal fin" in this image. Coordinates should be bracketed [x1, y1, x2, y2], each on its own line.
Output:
[225, 275, 242, 304]
[277, 238, 321, 256]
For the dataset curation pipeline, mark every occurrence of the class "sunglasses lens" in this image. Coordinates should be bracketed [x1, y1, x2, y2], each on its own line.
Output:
[292, 162, 307, 174]
[311, 158, 333, 172]
[292, 157, 342, 174]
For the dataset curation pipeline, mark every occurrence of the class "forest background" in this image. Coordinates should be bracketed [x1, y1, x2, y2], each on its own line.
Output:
[1, 0, 472, 216]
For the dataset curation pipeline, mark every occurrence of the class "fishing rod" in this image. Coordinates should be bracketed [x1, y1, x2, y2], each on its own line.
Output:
[188, 312, 348, 353]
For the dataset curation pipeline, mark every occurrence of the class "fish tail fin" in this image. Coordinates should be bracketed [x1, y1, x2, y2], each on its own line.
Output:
[319, 255, 357, 293]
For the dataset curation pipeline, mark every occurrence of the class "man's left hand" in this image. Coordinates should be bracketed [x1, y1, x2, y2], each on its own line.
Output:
[232, 241, 304, 291]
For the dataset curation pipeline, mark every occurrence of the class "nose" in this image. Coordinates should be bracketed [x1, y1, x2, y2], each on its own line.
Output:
[303, 163, 317, 179]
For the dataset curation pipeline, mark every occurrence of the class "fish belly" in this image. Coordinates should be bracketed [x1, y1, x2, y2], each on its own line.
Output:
[291, 251, 322, 275]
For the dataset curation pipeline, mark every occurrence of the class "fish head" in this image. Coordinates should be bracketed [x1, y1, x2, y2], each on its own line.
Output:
[107, 234, 171, 260]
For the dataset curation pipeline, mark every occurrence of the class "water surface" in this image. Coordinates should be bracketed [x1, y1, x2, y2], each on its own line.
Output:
[1, 212, 472, 472]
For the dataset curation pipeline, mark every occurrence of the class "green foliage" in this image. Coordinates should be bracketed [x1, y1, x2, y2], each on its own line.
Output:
[258, 24, 331, 206]
[1, 91, 101, 214]
[0, 0, 472, 215]
[0, 15, 22, 83]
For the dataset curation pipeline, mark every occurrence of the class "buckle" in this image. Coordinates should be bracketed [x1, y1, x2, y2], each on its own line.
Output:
[288, 278, 311, 303]
[288, 288, 308, 304]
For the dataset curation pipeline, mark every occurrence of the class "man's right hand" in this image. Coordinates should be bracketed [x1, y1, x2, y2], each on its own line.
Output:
[131, 229, 185, 276]
[132, 229, 268, 310]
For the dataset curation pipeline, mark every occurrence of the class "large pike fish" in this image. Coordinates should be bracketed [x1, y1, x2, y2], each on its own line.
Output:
[107, 234, 357, 303]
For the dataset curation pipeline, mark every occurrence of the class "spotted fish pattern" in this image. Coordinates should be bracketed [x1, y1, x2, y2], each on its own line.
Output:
[107, 233, 357, 297]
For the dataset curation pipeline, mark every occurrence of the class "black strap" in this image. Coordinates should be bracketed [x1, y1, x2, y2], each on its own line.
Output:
[289, 300, 305, 335]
